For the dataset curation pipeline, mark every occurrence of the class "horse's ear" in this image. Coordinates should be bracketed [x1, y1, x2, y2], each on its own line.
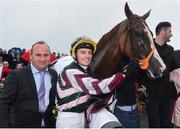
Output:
[125, 2, 133, 19]
[142, 9, 151, 20]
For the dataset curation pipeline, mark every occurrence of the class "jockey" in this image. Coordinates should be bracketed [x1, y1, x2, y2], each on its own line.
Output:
[55, 36, 138, 128]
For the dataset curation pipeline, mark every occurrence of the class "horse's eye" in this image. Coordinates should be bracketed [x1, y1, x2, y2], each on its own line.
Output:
[127, 26, 131, 30]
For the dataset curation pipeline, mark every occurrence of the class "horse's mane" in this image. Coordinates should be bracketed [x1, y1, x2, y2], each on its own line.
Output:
[95, 20, 128, 55]
[90, 20, 129, 78]
[96, 23, 121, 50]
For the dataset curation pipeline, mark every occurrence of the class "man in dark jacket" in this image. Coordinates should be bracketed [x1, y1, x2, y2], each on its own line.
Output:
[139, 22, 178, 127]
[0, 41, 57, 127]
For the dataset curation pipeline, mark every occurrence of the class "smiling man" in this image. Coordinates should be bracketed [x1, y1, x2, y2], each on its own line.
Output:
[0, 41, 57, 127]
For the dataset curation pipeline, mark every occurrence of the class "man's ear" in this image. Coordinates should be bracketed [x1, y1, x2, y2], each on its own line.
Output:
[29, 51, 32, 61]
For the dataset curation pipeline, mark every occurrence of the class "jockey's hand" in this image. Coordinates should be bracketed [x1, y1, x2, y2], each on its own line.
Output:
[123, 62, 139, 78]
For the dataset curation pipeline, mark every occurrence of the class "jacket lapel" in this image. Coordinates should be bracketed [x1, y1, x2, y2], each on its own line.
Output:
[26, 66, 39, 110]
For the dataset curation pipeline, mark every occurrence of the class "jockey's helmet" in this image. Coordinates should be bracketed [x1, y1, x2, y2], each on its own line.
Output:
[70, 36, 96, 59]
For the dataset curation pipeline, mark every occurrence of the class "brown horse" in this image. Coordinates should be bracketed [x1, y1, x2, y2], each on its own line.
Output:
[89, 3, 166, 79]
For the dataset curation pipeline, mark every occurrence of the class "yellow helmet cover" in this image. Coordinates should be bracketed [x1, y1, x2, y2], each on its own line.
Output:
[71, 36, 96, 59]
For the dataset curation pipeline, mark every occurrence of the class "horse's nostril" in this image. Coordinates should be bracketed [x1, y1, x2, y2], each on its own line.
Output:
[156, 73, 163, 78]
[154, 67, 163, 78]
[152, 65, 163, 79]
[156, 65, 161, 73]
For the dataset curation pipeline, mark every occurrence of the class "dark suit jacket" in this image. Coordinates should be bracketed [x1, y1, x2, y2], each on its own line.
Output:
[0, 65, 57, 127]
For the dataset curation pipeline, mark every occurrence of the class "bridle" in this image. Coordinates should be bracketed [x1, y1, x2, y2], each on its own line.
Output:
[130, 46, 155, 70]
[126, 17, 156, 70]
[138, 46, 155, 69]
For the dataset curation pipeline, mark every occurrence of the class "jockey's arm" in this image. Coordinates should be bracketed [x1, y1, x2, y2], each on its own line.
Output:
[62, 68, 125, 95]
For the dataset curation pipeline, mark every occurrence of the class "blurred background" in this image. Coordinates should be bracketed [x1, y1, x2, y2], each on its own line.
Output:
[0, 0, 180, 54]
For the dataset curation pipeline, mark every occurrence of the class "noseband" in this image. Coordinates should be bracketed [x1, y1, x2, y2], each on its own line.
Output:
[138, 46, 155, 69]
[130, 46, 155, 70]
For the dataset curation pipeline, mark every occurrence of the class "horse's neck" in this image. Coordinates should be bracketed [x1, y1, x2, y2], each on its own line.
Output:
[89, 21, 131, 79]
[90, 39, 124, 79]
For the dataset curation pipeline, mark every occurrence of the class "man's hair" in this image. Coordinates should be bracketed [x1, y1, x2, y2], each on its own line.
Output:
[155, 22, 171, 35]
[31, 41, 50, 54]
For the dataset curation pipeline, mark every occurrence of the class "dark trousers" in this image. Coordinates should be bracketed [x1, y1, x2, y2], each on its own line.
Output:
[146, 96, 173, 128]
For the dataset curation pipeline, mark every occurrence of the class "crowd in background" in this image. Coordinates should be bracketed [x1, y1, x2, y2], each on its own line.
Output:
[0, 47, 67, 86]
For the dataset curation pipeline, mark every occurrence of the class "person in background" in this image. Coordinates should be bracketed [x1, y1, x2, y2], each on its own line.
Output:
[0, 56, 4, 87]
[15, 62, 24, 69]
[55, 36, 138, 128]
[0, 41, 57, 127]
[0, 56, 3, 80]
[0, 56, 3, 63]
[139, 22, 179, 128]
[2, 61, 10, 79]
[170, 68, 180, 127]
[114, 57, 140, 128]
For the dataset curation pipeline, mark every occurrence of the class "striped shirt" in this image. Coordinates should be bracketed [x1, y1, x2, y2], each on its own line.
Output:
[56, 62, 124, 113]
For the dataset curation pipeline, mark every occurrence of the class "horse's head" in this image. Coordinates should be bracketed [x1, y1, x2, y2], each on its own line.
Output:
[89, 3, 166, 79]
[120, 3, 166, 79]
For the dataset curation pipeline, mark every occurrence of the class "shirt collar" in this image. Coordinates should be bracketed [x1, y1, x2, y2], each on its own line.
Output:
[30, 63, 48, 74]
